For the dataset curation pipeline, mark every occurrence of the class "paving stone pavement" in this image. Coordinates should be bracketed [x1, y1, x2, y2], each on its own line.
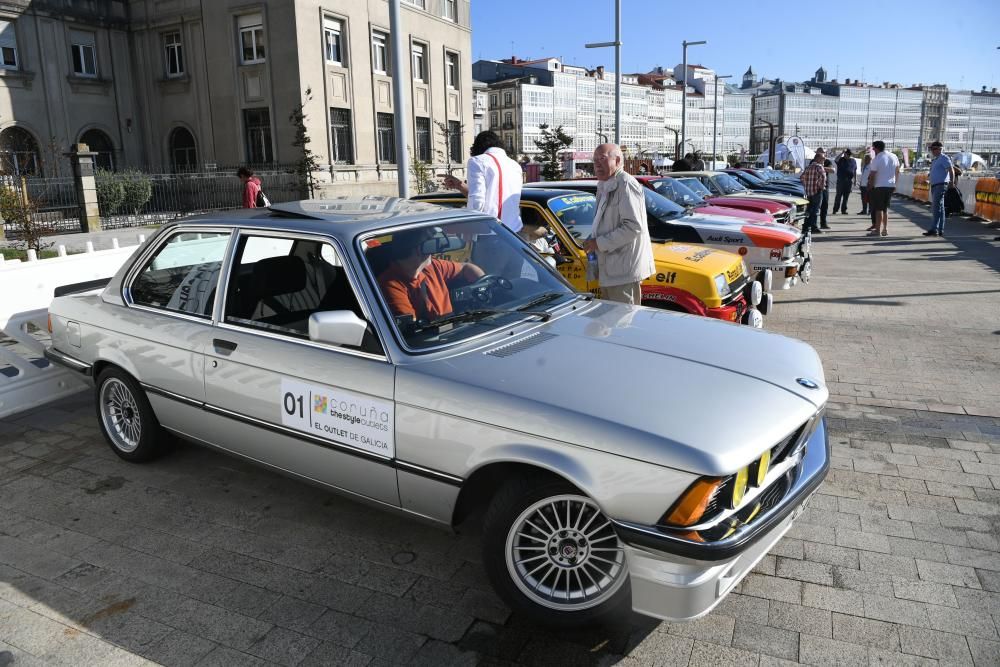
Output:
[0, 198, 999, 665]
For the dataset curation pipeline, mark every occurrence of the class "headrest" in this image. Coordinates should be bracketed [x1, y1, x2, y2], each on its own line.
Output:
[252, 255, 306, 297]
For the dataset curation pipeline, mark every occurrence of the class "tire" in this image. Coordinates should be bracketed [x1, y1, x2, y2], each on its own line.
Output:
[94, 367, 166, 462]
[481, 476, 631, 628]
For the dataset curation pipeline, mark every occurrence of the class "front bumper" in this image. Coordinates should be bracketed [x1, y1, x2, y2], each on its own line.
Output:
[614, 418, 829, 621]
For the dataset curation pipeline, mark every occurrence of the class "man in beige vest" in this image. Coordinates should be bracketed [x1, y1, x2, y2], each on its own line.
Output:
[584, 143, 656, 304]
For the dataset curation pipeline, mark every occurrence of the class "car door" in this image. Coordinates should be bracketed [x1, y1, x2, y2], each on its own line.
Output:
[122, 229, 231, 427]
[533, 197, 601, 294]
[202, 230, 399, 505]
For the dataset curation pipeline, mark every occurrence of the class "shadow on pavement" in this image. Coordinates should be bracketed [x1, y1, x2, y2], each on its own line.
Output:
[778, 287, 1000, 307]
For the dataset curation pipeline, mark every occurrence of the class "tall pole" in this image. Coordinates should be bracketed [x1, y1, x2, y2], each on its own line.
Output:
[680, 40, 706, 158]
[711, 74, 731, 168]
[388, 0, 410, 198]
[614, 0, 621, 144]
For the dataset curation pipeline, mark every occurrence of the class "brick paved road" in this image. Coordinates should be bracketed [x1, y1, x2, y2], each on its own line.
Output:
[1, 199, 998, 665]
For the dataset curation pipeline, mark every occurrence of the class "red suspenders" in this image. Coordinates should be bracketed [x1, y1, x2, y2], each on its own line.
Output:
[485, 152, 504, 218]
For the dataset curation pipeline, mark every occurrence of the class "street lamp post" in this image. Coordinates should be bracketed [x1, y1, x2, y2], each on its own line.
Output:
[664, 126, 679, 160]
[388, 0, 410, 197]
[585, 0, 622, 144]
[680, 39, 706, 159]
[711, 74, 732, 168]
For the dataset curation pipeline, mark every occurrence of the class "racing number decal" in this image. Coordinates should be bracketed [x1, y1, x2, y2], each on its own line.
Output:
[281, 378, 395, 458]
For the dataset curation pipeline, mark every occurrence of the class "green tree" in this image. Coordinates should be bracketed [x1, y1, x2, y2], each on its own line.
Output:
[532, 124, 573, 181]
[290, 87, 321, 199]
[0, 182, 51, 253]
[119, 169, 153, 214]
[94, 168, 125, 216]
[409, 148, 433, 194]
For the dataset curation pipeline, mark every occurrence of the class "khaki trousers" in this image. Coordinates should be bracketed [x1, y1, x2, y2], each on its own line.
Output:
[601, 282, 642, 305]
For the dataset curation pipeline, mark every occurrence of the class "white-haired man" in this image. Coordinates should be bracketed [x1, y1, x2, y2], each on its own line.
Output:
[583, 143, 655, 304]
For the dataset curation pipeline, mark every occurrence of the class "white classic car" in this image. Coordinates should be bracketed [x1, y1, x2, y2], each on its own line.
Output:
[44, 198, 829, 627]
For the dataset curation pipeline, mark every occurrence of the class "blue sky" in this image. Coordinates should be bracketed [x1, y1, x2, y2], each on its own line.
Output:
[471, 0, 1000, 91]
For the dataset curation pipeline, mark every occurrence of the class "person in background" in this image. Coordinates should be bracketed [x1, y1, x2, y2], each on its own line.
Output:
[583, 143, 655, 305]
[819, 152, 835, 229]
[443, 130, 523, 233]
[519, 219, 558, 268]
[673, 153, 694, 171]
[832, 149, 856, 215]
[691, 151, 706, 170]
[800, 148, 828, 235]
[858, 154, 873, 219]
[923, 141, 955, 237]
[867, 140, 900, 237]
[237, 167, 261, 208]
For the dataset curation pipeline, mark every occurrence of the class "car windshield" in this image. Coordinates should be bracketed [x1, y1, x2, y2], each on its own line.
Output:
[711, 173, 749, 195]
[362, 218, 576, 350]
[643, 187, 686, 220]
[547, 193, 598, 245]
[676, 177, 713, 197]
[734, 170, 767, 187]
[651, 178, 705, 206]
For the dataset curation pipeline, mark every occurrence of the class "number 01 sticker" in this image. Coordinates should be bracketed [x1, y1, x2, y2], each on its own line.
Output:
[280, 378, 395, 458]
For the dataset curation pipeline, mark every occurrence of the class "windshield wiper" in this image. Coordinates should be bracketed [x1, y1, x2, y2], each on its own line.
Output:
[517, 291, 567, 311]
[415, 305, 552, 333]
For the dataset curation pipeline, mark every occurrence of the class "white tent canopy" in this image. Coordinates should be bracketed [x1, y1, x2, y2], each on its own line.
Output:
[951, 151, 988, 170]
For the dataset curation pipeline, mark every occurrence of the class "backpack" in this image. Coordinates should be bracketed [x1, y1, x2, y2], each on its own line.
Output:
[255, 188, 271, 208]
[944, 187, 964, 215]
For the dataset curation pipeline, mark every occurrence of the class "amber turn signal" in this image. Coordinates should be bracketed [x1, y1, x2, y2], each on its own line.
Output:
[47, 314, 52, 333]
[663, 478, 722, 527]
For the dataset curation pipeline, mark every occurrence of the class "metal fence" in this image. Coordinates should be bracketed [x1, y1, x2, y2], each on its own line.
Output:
[1, 166, 306, 238]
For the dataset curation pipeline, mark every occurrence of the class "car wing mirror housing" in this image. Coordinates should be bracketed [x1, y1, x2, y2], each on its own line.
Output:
[309, 311, 368, 348]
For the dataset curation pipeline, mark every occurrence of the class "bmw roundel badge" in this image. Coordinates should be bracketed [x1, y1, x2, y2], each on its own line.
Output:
[796, 378, 820, 390]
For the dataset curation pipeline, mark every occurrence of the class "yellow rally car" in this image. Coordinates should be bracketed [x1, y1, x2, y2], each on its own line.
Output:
[413, 189, 767, 327]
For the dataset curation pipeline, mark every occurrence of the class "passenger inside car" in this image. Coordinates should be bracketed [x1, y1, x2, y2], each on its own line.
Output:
[517, 207, 558, 268]
[377, 227, 485, 320]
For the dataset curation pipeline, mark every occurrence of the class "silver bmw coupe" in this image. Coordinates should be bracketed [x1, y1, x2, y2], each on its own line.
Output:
[45, 197, 829, 627]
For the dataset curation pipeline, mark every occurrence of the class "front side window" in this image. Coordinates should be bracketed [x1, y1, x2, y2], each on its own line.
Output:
[371, 31, 388, 74]
[70, 30, 97, 76]
[163, 31, 184, 77]
[376, 112, 395, 163]
[330, 107, 354, 164]
[363, 219, 573, 350]
[130, 231, 231, 317]
[445, 52, 459, 89]
[0, 20, 18, 69]
[323, 17, 343, 65]
[223, 235, 377, 351]
[546, 194, 597, 245]
[238, 14, 265, 64]
[411, 42, 426, 82]
[243, 107, 273, 165]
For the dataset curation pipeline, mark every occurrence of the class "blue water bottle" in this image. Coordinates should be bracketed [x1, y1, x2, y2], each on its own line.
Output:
[586, 247, 599, 282]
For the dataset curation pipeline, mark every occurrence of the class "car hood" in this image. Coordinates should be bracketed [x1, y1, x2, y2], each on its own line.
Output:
[694, 204, 775, 224]
[708, 196, 790, 213]
[397, 302, 827, 476]
[734, 192, 809, 207]
[650, 242, 743, 278]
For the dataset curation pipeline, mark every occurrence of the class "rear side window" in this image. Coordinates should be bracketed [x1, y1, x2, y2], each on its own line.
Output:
[130, 232, 231, 317]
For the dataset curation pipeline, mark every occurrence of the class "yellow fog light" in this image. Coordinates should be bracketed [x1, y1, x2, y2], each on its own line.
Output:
[730, 467, 749, 509]
[749, 450, 771, 488]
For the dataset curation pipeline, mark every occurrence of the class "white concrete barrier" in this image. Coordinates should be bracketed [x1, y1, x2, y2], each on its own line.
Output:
[956, 177, 979, 215]
[896, 173, 915, 198]
[0, 237, 145, 418]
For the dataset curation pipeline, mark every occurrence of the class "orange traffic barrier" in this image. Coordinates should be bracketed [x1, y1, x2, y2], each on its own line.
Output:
[975, 178, 1000, 223]
[912, 173, 929, 203]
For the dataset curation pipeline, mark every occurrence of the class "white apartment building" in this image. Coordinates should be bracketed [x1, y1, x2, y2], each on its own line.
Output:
[948, 89, 1000, 156]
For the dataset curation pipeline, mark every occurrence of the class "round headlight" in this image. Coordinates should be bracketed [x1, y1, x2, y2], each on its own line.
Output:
[747, 309, 764, 328]
[730, 467, 749, 508]
[750, 281, 763, 306]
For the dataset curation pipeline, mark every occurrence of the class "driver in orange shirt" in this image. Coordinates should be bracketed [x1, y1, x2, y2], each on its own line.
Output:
[378, 227, 485, 320]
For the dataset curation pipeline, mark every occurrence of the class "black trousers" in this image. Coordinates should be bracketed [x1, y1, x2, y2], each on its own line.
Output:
[833, 179, 852, 213]
[820, 188, 829, 225]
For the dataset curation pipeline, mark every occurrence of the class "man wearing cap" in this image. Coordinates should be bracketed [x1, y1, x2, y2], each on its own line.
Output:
[832, 149, 857, 215]
[923, 141, 955, 237]
[800, 149, 828, 234]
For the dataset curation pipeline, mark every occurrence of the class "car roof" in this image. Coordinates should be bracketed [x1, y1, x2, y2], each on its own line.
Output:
[666, 171, 717, 177]
[414, 188, 595, 203]
[160, 196, 488, 242]
[524, 180, 599, 189]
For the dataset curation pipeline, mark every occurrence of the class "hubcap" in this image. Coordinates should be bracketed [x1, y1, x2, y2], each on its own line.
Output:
[505, 494, 627, 611]
[100, 378, 142, 453]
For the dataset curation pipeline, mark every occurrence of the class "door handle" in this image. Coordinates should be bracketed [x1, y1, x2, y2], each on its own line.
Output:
[213, 338, 238, 352]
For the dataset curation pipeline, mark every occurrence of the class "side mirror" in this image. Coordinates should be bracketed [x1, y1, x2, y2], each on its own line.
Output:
[309, 310, 368, 348]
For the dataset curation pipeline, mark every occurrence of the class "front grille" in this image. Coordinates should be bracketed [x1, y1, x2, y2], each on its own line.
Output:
[771, 421, 808, 464]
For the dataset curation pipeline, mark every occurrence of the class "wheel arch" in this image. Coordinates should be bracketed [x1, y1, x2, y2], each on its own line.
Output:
[451, 446, 595, 528]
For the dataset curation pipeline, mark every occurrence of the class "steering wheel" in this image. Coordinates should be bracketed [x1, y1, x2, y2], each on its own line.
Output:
[452, 274, 513, 305]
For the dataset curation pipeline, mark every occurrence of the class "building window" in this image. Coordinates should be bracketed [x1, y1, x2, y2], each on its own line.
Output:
[415, 117, 431, 162]
[0, 20, 18, 69]
[238, 14, 265, 64]
[0, 127, 39, 175]
[504, 112, 512, 128]
[169, 127, 197, 171]
[445, 51, 459, 89]
[376, 112, 395, 163]
[448, 120, 461, 162]
[443, 0, 456, 21]
[80, 129, 114, 170]
[70, 30, 97, 77]
[163, 31, 184, 77]
[490, 94, 498, 107]
[504, 91, 512, 106]
[323, 16, 343, 65]
[411, 42, 427, 82]
[402, 0, 426, 7]
[490, 112, 498, 128]
[243, 107, 273, 165]
[330, 108, 354, 164]
[371, 30, 389, 75]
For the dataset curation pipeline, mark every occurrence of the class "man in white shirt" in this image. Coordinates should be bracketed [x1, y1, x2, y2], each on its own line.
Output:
[443, 131, 523, 233]
[867, 140, 900, 237]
